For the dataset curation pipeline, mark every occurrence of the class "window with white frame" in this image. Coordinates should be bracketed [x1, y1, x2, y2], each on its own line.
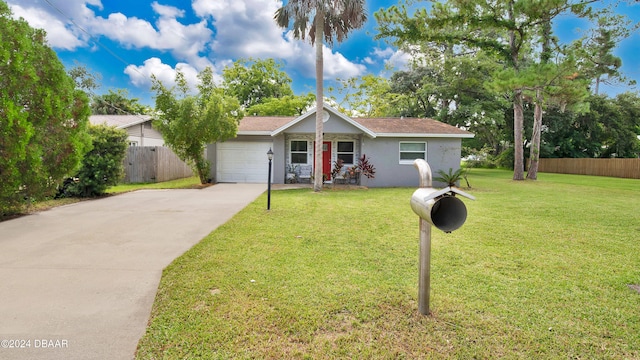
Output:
[336, 141, 355, 164]
[290, 140, 308, 164]
[399, 142, 427, 164]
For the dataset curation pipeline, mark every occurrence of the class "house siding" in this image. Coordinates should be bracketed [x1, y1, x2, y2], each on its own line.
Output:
[125, 123, 164, 146]
[362, 137, 462, 187]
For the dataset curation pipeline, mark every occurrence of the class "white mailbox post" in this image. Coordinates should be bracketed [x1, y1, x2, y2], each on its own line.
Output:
[410, 159, 475, 315]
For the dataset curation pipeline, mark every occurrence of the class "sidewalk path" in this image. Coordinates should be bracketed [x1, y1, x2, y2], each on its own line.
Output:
[0, 184, 265, 360]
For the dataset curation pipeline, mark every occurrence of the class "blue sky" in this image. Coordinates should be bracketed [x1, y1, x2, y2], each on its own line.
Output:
[8, 0, 640, 108]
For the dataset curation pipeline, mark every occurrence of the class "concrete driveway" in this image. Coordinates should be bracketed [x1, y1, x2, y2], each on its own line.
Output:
[0, 183, 266, 360]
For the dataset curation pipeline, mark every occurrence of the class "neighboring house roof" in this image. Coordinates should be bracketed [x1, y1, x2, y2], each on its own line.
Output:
[89, 115, 152, 129]
[237, 104, 474, 138]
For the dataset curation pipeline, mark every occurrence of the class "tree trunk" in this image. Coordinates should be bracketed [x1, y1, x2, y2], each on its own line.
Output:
[313, 10, 324, 192]
[508, 0, 524, 181]
[527, 88, 543, 180]
[513, 89, 525, 180]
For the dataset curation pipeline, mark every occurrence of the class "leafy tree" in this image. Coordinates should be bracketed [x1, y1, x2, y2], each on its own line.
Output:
[275, 0, 367, 191]
[92, 89, 149, 115]
[376, 0, 598, 180]
[601, 93, 640, 158]
[388, 66, 441, 118]
[330, 74, 395, 117]
[577, 13, 638, 95]
[151, 67, 243, 184]
[222, 58, 294, 109]
[539, 93, 640, 159]
[68, 62, 101, 93]
[539, 106, 603, 158]
[63, 125, 128, 197]
[246, 93, 315, 116]
[0, 1, 91, 216]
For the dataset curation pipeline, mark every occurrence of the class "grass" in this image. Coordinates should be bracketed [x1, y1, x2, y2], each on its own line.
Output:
[135, 169, 640, 359]
[105, 176, 203, 194]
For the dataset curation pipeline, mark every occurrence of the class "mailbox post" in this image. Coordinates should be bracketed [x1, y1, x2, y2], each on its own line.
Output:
[410, 159, 475, 315]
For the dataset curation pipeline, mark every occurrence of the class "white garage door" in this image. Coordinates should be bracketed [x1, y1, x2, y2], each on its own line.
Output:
[216, 141, 273, 183]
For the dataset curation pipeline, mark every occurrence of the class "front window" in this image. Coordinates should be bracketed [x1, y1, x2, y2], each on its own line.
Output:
[337, 141, 355, 164]
[399, 142, 426, 164]
[290, 140, 308, 164]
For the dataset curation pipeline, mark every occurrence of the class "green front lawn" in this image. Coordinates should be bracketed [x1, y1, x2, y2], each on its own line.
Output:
[106, 176, 203, 194]
[136, 169, 640, 359]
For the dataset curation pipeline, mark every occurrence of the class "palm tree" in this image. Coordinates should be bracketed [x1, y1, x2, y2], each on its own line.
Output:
[275, 0, 367, 191]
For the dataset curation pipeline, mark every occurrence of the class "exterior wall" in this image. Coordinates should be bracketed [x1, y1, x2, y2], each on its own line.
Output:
[361, 137, 462, 187]
[272, 134, 286, 184]
[208, 118, 464, 187]
[206, 142, 218, 181]
[125, 122, 164, 146]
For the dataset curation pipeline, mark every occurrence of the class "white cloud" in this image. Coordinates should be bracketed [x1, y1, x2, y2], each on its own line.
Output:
[7, 1, 88, 50]
[125, 57, 221, 93]
[194, 0, 291, 59]
[87, 5, 212, 67]
[151, 1, 184, 18]
[373, 47, 411, 70]
[192, 0, 366, 79]
[9, 0, 369, 91]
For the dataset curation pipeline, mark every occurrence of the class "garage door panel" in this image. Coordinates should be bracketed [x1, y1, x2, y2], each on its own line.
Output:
[216, 141, 273, 183]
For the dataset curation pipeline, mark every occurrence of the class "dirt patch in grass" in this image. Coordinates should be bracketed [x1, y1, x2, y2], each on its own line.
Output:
[628, 284, 640, 294]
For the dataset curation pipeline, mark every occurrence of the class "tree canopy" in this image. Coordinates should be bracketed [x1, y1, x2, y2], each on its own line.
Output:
[222, 58, 294, 109]
[151, 67, 243, 184]
[92, 89, 150, 115]
[246, 93, 315, 116]
[0, 1, 91, 216]
[375, 0, 638, 177]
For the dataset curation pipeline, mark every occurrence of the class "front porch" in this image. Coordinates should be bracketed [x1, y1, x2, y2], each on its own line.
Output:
[283, 134, 364, 185]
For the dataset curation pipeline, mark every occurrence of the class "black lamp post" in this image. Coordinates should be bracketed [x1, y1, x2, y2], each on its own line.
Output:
[267, 148, 273, 210]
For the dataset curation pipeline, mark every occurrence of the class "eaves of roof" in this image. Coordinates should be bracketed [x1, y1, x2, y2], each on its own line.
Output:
[270, 103, 377, 138]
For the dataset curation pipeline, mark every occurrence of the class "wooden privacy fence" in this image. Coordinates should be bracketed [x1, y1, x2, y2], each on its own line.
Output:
[123, 146, 193, 183]
[538, 158, 640, 179]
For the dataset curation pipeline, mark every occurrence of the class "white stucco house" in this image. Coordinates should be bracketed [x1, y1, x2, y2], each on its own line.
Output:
[207, 104, 474, 188]
[89, 115, 164, 147]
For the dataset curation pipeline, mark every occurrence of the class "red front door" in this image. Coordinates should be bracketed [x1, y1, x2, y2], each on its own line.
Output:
[314, 141, 332, 181]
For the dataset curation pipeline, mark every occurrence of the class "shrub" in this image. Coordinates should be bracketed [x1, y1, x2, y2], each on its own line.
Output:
[434, 168, 466, 187]
[357, 154, 376, 179]
[495, 147, 515, 170]
[62, 125, 128, 197]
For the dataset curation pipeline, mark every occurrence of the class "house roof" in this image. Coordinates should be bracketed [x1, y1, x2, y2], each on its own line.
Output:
[270, 104, 377, 138]
[89, 115, 152, 129]
[237, 105, 474, 139]
[352, 118, 474, 138]
[238, 116, 293, 135]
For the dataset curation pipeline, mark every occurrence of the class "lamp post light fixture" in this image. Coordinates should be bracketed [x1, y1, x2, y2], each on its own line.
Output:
[267, 148, 273, 210]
